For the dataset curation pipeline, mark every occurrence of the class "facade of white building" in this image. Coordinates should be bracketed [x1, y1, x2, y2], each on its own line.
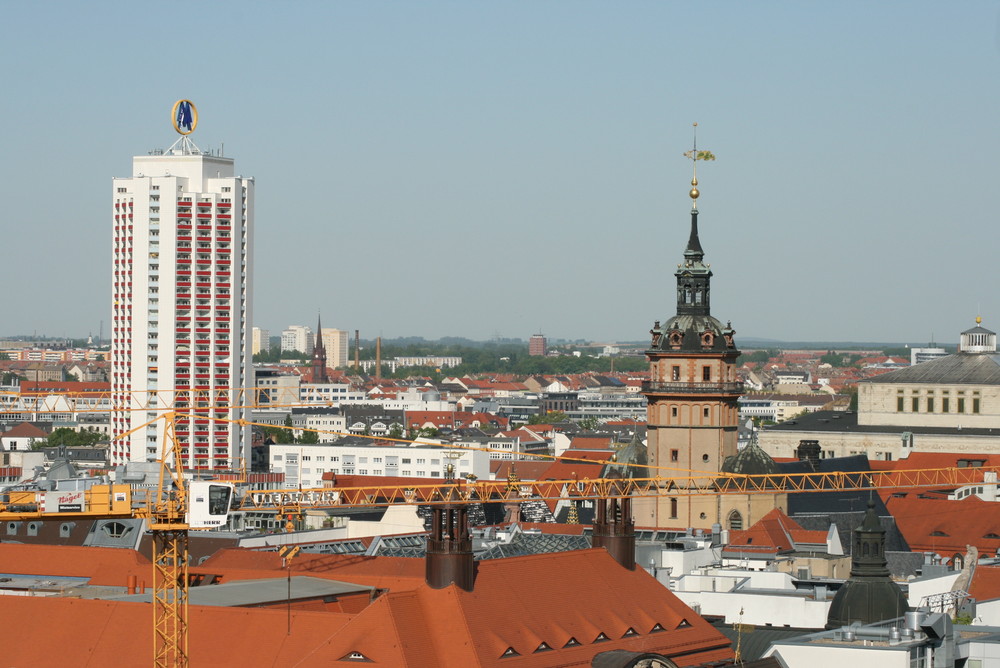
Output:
[251, 327, 270, 356]
[268, 442, 492, 488]
[281, 325, 313, 354]
[320, 329, 349, 369]
[111, 128, 253, 469]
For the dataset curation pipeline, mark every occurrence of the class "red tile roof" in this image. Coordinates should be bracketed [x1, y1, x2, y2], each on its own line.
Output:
[0, 543, 151, 586]
[0, 546, 733, 666]
[727, 508, 828, 554]
[885, 494, 1000, 561]
[970, 564, 1000, 602]
[1, 421, 49, 439]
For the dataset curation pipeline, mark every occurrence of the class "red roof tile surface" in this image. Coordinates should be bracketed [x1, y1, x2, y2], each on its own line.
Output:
[0, 545, 733, 666]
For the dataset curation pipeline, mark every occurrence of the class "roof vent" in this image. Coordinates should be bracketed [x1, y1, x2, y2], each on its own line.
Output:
[500, 647, 520, 658]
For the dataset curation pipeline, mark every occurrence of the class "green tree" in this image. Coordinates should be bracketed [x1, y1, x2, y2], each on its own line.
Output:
[46, 428, 104, 447]
[578, 416, 600, 431]
[299, 428, 319, 444]
[742, 349, 779, 364]
[388, 424, 404, 439]
[529, 410, 568, 424]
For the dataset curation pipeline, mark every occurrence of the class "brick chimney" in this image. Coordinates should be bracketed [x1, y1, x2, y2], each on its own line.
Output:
[591, 478, 636, 570]
[425, 503, 475, 591]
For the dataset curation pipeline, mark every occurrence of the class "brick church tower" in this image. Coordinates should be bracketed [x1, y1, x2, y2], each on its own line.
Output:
[640, 137, 742, 529]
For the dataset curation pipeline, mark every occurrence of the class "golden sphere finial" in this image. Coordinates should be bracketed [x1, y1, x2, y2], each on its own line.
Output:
[690, 186, 700, 200]
[977, 315, 983, 325]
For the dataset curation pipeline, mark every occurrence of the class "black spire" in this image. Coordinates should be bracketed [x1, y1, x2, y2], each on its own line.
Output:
[684, 209, 704, 263]
[312, 313, 328, 383]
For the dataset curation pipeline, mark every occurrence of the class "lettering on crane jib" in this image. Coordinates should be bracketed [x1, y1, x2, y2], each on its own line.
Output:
[250, 490, 341, 506]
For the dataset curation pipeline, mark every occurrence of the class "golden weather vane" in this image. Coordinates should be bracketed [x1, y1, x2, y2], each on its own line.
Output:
[682, 122, 716, 208]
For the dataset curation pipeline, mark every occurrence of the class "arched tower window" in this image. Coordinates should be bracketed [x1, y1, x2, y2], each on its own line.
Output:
[728, 510, 743, 532]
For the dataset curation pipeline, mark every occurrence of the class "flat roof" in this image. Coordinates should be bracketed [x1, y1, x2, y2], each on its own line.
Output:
[764, 410, 1000, 438]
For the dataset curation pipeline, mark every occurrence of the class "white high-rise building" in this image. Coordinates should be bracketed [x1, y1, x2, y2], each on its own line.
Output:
[111, 104, 253, 470]
[320, 328, 349, 369]
[252, 327, 270, 356]
[281, 325, 313, 354]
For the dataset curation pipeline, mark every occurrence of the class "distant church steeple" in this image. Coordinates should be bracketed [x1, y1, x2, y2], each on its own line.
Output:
[312, 313, 329, 383]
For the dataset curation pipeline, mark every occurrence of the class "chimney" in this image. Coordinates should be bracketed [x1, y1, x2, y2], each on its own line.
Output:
[426, 502, 475, 591]
[354, 329, 360, 372]
[796, 439, 821, 471]
[591, 477, 636, 570]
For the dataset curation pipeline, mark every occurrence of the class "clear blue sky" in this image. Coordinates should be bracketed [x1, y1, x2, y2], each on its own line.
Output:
[4, 2, 1000, 345]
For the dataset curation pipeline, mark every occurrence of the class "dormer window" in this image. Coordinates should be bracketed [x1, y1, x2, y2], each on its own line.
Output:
[339, 651, 372, 662]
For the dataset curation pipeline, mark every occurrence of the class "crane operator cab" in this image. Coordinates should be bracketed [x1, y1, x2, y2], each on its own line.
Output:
[186, 481, 235, 529]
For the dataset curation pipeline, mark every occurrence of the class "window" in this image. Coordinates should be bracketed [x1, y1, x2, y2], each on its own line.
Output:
[942, 397, 950, 413]
[671, 366, 680, 381]
[670, 449, 679, 462]
[703, 407, 710, 419]
[728, 510, 743, 531]
[897, 396, 904, 412]
[974, 398, 981, 414]
[927, 397, 934, 412]
[912, 397, 919, 412]
[702, 367, 711, 381]
[671, 406, 678, 418]
[958, 398, 966, 413]
[670, 498, 678, 518]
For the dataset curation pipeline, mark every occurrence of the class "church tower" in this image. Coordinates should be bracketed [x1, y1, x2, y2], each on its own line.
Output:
[640, 129, 742, 529]
[311, 313, 329, 383]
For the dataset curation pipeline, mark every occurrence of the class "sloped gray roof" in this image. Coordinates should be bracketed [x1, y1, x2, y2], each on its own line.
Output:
[477, 533, 591, 560]
[109, 576, 372, 606]
[862, 353, 1000, 385]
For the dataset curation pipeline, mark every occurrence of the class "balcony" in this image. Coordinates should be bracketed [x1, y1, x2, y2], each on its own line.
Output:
[641, 381, 744, 395]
